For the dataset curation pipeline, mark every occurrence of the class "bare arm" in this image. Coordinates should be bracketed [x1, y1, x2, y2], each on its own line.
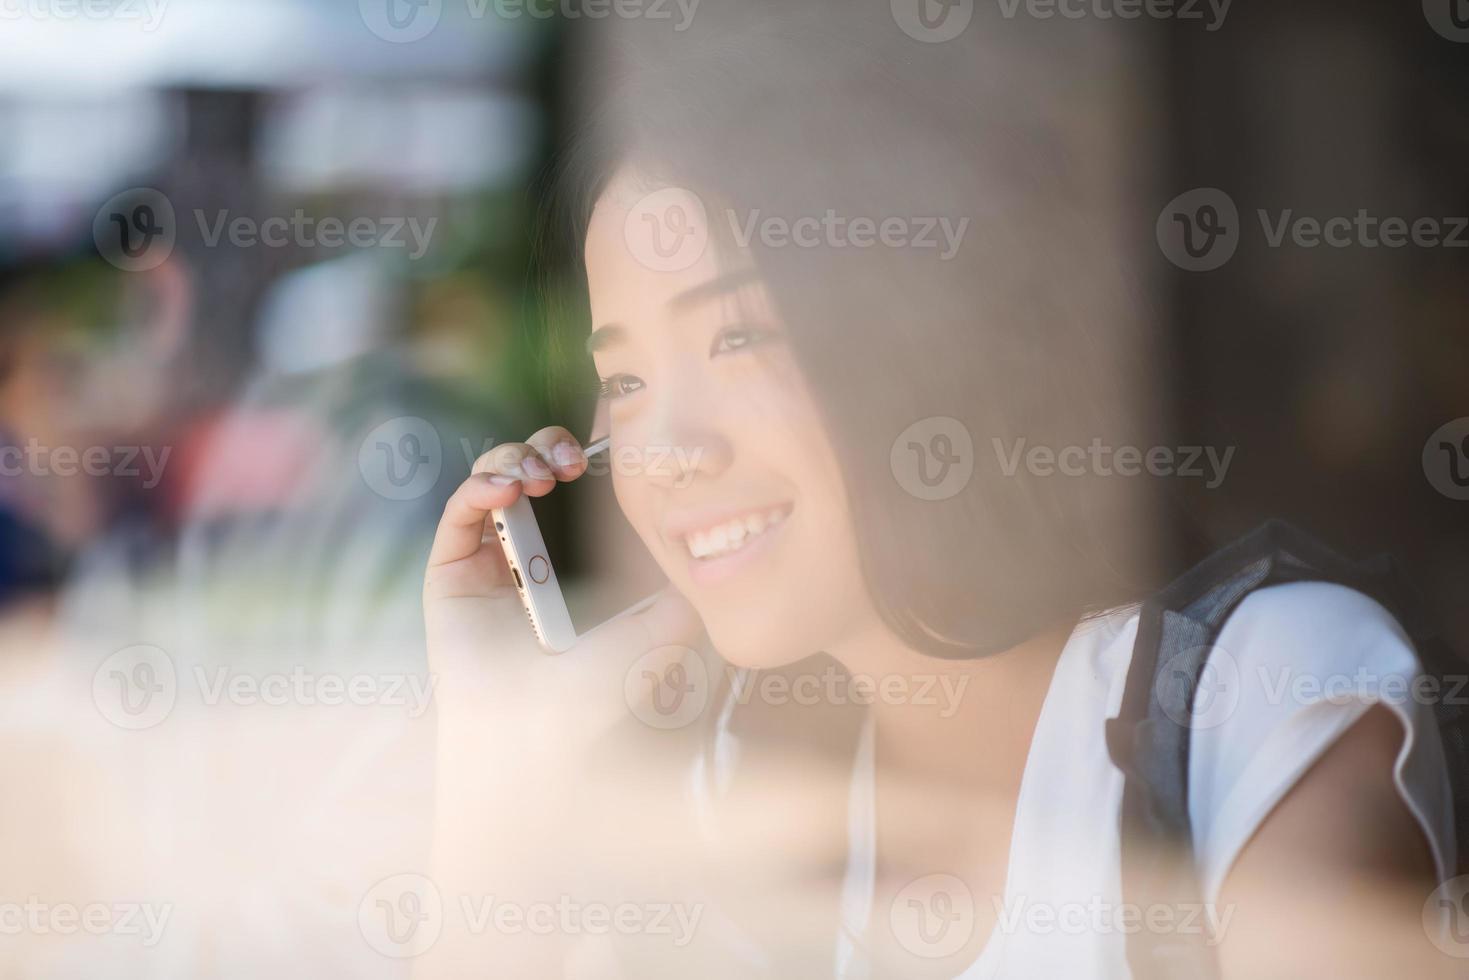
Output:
[1215, 705, 1451, 979]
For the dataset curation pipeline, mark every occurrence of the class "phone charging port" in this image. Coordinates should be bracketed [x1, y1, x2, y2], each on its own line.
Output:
[512, 566, 524, 590]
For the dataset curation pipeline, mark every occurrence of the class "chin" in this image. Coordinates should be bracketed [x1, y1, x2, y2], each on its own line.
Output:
[697, 601, 823, 671]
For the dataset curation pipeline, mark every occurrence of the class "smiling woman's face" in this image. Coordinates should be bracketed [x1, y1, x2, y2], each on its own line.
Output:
[583, 172, 874, 667]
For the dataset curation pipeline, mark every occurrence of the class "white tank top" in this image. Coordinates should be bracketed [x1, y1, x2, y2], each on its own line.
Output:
[826, 581, 1458, 978]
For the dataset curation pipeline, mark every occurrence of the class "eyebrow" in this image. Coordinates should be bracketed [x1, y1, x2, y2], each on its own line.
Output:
[667, 268, 762, 313]
[586, 268, 763, 355]
[586, 323, 626, 355]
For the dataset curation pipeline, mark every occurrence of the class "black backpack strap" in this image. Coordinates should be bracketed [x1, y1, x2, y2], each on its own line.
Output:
[1106, 519, 1468, 980]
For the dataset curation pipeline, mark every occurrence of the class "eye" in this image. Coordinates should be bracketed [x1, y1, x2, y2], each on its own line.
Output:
[710, 324, 778, 357]
[598, 374, 645, 400]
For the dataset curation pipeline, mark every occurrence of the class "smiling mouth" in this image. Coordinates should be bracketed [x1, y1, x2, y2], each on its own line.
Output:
[680, 505, 793, 561]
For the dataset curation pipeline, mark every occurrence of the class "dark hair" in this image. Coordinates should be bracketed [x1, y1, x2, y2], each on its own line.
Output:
[537, 4, 1164, 658]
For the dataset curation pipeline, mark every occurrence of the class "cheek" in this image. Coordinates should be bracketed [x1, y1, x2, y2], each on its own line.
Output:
[610, 470, 652, 539]
[610, 468, 681, 580]
[716, 363, 830, 469]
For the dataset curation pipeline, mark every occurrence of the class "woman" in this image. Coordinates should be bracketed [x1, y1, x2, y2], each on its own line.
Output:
[422, 7, 1457, 978]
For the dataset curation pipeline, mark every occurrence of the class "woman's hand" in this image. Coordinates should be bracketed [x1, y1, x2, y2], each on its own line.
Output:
[423, 425, 581, 711]
[423, 424, 700, 734]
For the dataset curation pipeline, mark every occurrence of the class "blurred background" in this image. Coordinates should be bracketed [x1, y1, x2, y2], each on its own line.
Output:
[0, 0, 1464, 976]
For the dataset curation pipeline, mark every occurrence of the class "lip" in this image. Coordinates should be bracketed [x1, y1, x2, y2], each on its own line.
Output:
[661, 502, 795, 588]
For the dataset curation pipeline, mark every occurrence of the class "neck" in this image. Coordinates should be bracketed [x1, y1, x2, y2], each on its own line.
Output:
[828, 615, 1075, 790]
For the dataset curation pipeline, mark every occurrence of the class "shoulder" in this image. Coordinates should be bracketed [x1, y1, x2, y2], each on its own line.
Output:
[1217, 579, 1415, 679]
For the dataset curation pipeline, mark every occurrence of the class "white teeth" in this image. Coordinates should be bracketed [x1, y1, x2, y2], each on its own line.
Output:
[683, 508, 790, 560]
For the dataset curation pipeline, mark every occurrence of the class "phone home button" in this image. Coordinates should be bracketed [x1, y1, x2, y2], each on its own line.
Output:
[528, 555, 550, 584]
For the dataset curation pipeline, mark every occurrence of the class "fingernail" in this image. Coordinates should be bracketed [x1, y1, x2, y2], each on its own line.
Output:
[522, 456, 553, 479]
[488, 474, 519, 486]
[552, 442, 585, 467]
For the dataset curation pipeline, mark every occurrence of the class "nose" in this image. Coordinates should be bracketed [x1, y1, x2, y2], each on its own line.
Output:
[637, 365, 732, 489]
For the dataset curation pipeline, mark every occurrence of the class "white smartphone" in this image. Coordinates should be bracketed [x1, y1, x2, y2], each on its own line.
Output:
[491, 438, 667, 653]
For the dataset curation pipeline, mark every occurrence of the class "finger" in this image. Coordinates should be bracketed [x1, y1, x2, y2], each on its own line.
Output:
[473, 442, 557, 496]
[427, 472, 523, 569]
[525, 426, 588, 481]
